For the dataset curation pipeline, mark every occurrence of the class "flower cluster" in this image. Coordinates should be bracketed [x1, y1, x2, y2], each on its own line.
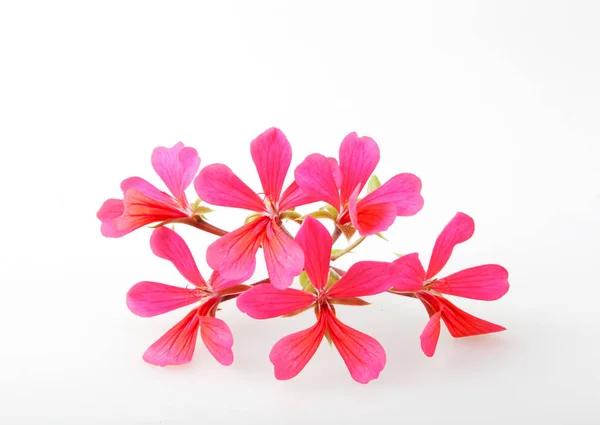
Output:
[98, 128, 509, 383]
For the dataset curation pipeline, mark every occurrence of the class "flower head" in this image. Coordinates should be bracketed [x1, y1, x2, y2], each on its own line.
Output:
[194, 127, 318, 289]
[236, 216, 400, 383]
[97, 142, 201, 237]
[126, 227, 249, 366]
[294, 132, 424, 237]
[390, 212, 510, 356]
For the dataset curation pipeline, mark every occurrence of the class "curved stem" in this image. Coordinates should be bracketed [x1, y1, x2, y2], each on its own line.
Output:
[331, 236, 366, 261]
[331, 226, 342, 244]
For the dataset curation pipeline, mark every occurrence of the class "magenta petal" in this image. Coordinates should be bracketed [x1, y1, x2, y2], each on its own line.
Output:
[294, 153, 341, 210]
[208, 271, 249, 293]
[250, 127, 292, 202]
[432, 265, 509, 301]
[295, 216, 332, 291]
[206, 218, 268, 281]
[420, 311, 442, 357]
[269, 317, 326, 380]
[338, 132, 380, 203]
[194, 164, 265, 212]
[150, 227, 206, 286]
[325, 310, 386, 384]
[151, 142, 200, 203]
[438, 297, 506, 337]
[97, 198, 129, 238]
[348, 186, 397, 236]
[278, 181, 321, 211]
[426, 212, 475, 279]
[115, 188, 188, 233]
[328, 157, 342, 189]
[359, 173, 424, 216]
[126, 281, 202, 317]
[143, 309, 200, 366]
[327, 261, 398, 299]
[121, 177, 173, 204]
[236, 284, 316, 319]
[262, 221, 304, 289]
[391, 253, 426, 291]
[198, 316, 234, 366]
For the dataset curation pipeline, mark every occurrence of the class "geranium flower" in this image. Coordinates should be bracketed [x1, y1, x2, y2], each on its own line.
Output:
[236, 216, 400, 383]
[126, 227, 249, 366]
[97, 142, 202, 238]
[390, 212, 510, 356]
[294, 132, 424, 236]
[194, 127, 318, 289]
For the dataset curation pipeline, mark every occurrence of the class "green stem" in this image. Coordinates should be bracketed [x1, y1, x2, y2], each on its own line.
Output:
[331, 236, 366, 261]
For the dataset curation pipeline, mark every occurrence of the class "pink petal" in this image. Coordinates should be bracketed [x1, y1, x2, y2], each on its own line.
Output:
[325, 310, 386, 384]
[236, 284, 316, 319]
[348, 186, 397, 236]
[250, 127, 292, 202]
[420, 311, 442, 357]
[194, 164, 265, 212]
[294, 153, 341, 210]
[338, 132, 380, 203]
[278, 181, 321, 211]
[121, 177, 173, 204]
[269, 317, 326, 380]
[438, 297, 506, 337]
[426, 212, 475, 279]
[143, 308, 200, 366]
[126, 281, 203, 317]
[391, 253, 426, 291]
[198, 316, 234, 366]
[97, 198, 129, 238]
[262, 221, 305, 289]
[432, 265, 509, 301]
[328, 157, 342, 189]
[208, 271, 249, 293]
[206, 217, 268, 281]
[358, 173, 424, 216]
[150, 227, 206, 287]
[151, 142, 200, 203]
[327, 261, 399, 299]
[115, 188, 188, 232]
[294, 216, 332, 291]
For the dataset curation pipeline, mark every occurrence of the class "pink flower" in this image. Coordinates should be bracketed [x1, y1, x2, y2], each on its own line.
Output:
[194, 127, 318, 289]
[391, 212, 510, 357]
[126, 227, 249, 366]
[97, 142, 200, 238]
[236, 216, 400, 383]
[294, 132, 424, 236]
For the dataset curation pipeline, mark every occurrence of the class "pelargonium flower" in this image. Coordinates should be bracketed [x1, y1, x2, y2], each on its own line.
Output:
[390, 212, 510, 357]
[236, 216, 401, 383]
[294, 132, 424, 237]
[97, 142, 202, 238]
[126, 227, 249, 366]
[194, 127, 318, 289]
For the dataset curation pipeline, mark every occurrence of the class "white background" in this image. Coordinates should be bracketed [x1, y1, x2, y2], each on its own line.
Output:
[1, 1, 599, 424]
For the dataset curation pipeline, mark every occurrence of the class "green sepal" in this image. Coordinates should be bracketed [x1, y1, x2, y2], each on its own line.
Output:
[325, 270, 340, 291]
[376, 232, 389, 241]
[299, 271, 316, 293]
[339, 225, 356, 241]
[367, 174, 381, 194]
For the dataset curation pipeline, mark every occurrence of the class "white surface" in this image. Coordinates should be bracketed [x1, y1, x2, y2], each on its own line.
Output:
[1, 1, 599, 424]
